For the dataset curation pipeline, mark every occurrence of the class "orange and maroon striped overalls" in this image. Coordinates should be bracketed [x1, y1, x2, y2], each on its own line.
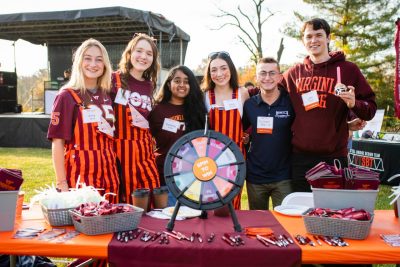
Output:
[113, 73, 160, 205]
[208, 88, 245, 209]
[65, 89, 119, 203]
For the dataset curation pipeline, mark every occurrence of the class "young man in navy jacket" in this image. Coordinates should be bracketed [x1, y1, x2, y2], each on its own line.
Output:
[243, 57, 294, 210]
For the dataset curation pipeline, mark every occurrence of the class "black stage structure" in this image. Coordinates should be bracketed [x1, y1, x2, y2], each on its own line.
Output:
[0, 6, 190, 148]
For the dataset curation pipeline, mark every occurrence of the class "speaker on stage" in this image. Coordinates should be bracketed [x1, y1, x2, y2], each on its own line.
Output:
[0, 71, 18, 114]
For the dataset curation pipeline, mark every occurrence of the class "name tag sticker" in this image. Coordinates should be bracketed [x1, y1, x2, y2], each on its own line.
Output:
[301, 90, 319, 111]
[257, 116, 273, 134]
[82, 109, 101, 123]
[162, 118, 181, 133]
[223, 99, 239, 111]
[114, 88, 131, 105]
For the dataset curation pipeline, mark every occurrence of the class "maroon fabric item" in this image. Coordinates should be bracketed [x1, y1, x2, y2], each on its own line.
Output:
[0, 168, 23, 191]
[108, 210, 301, 267]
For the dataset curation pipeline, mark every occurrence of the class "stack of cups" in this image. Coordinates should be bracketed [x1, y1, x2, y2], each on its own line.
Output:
[132, 188, 150, 212]
[153, 186, 169, 209]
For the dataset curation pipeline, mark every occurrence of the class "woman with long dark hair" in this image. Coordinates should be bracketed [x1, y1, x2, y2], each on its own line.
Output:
[201, 51, 249, 209]
[149, 65, 206, 204]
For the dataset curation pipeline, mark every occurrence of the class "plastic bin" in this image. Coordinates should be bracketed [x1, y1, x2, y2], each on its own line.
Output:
[312, 187, 378, 213]
[0, 190, 18, 232]
[303, 211, 373, 240]
[69, 204, 143, 235]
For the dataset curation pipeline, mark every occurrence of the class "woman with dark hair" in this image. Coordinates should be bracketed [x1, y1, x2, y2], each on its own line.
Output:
[149, 65, 206, 204]
[201, 51, 249, 209]
[111, 33, 160, 204]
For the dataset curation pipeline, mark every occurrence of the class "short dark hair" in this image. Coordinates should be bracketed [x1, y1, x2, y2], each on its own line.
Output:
[301, 18, 331, 37]
[244, 81, 254, 88]
[257, 57, 280, 72]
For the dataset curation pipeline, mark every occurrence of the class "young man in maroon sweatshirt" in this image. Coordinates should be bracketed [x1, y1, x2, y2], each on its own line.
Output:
[282, 18, 377, 192]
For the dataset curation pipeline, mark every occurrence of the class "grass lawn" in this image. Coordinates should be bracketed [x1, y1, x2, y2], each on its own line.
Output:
[0, 147, 54, 201]
[0, 147, 394, 209]
[0, 147, 397, 267]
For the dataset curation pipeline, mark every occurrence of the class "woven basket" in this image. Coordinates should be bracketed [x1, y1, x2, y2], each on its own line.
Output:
[69, 204, 143, 235]
[41, 204, 74, 226]
[302, 211, 373, 240]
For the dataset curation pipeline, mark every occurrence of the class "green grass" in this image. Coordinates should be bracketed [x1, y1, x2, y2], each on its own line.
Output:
[0, 148, 397, 267]
[0, 147, 395, 210]
[0, 148, 54, 201]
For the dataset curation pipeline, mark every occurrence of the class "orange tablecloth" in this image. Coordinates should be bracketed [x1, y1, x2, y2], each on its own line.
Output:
[0, 206, 398, 264]
[0, 205, 110, 259]
[274, 210, 400, 264]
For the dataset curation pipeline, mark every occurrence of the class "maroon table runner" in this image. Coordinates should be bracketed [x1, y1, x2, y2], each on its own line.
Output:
[108, 210, 301, 267]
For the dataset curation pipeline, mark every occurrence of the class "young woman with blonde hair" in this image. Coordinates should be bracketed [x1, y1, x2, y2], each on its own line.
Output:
[48, 38, 119, 203]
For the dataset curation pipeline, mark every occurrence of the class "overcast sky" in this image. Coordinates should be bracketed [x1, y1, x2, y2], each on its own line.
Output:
[0, 0, 314, 76]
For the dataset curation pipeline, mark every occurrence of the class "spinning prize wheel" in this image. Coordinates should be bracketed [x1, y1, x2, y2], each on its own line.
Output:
[164, 129, 246, 232]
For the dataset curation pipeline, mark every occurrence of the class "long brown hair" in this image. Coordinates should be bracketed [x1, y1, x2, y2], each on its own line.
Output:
[118, 33, 160, 92]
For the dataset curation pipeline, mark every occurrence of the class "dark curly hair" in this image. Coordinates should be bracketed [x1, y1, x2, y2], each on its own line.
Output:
[155, 65, 207, 132]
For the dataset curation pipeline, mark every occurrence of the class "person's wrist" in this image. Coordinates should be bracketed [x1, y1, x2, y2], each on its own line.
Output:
[56, 180, 68, 187]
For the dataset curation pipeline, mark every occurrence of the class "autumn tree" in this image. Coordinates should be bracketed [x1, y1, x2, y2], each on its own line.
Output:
[238, 65, 256, 86]
[285, 0, 399, 116]
[215, 0, 283, 65]
[18, 68, 49, 112]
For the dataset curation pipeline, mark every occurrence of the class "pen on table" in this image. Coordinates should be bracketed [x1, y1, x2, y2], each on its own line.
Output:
[224, 233, 237, 246]
[283, 234, 294, 244]
[256, 235, 270, 247]
[207, 233, 216, 243]
[196, 233, 203, 243]
[304, 236, 316, 247]
[313, 235, 323, 246]
[256, 235, 275, 246]
[222, 235, 235, 246]
[190, 232, 195, 242]
[163, 231, 182, 240]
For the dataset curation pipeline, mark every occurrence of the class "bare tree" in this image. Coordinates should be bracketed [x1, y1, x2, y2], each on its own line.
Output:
[214, 0, 281, 64]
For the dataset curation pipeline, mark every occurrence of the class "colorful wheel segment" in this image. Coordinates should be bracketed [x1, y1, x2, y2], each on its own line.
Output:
[164, 130, 246, 211]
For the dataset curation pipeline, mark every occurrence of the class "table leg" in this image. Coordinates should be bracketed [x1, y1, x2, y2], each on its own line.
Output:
[9, 255, 16, 267]
[75, 258, 96, 267]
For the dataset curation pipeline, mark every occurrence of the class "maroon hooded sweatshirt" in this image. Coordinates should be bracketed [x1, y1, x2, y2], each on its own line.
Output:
[282, 51, 377, 158]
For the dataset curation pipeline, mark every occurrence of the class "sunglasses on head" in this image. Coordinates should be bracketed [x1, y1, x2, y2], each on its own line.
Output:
[208, 51, 230, 59]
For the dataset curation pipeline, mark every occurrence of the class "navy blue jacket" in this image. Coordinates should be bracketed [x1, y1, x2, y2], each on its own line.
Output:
[243, 88, 294, 184]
